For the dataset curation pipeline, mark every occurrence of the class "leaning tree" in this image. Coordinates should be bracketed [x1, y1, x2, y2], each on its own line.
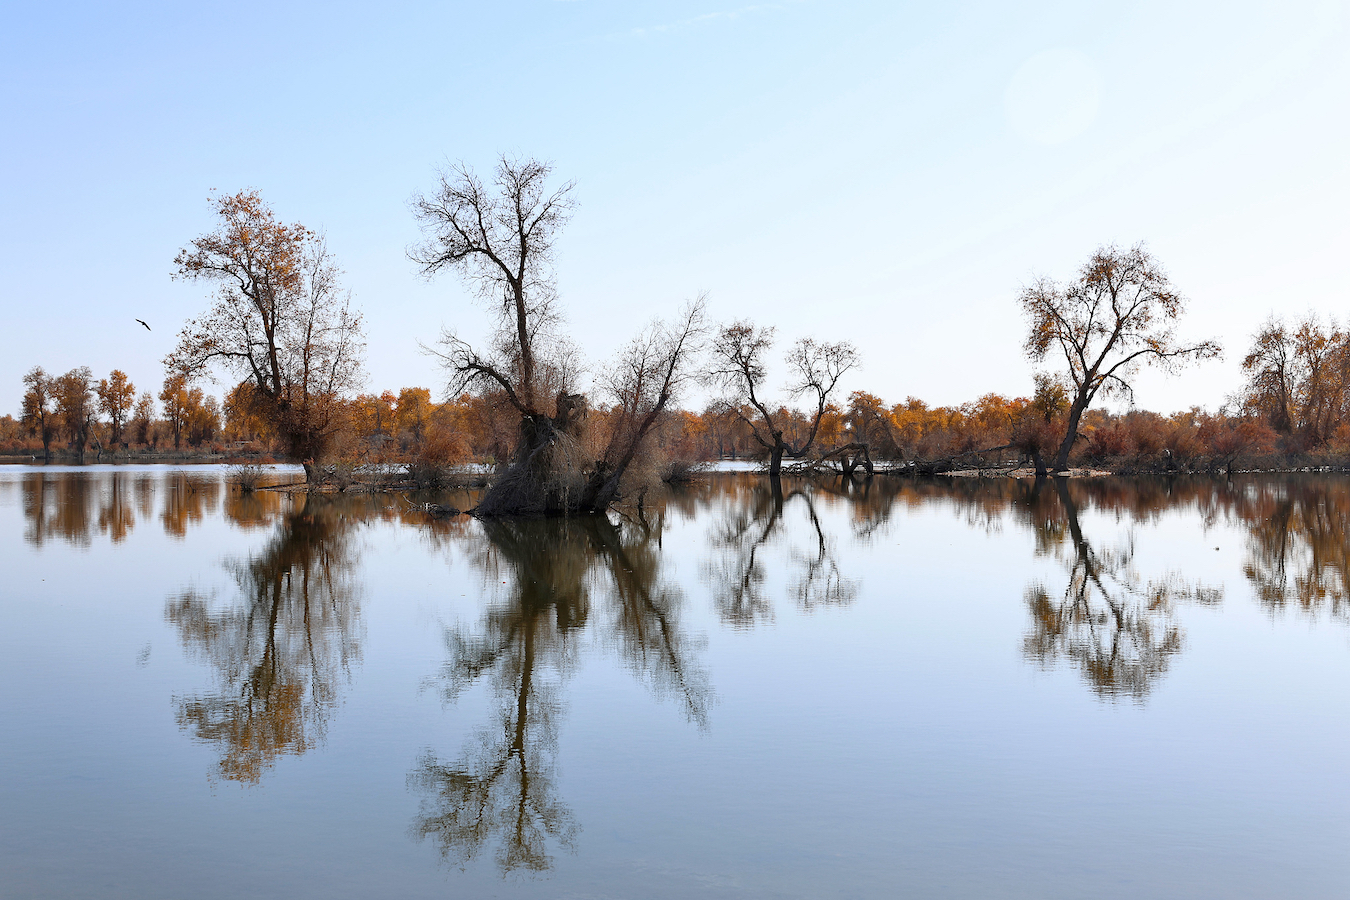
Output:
[1020, 243, 1220, 472]
[412, 155, 704, 516]
[168, 190, 365, 480]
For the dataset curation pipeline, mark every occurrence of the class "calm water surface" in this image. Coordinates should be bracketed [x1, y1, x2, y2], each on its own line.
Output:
[2, 466, 1348, 898]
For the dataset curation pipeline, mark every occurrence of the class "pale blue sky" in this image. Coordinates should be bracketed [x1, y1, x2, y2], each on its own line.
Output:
[3, 1, 1347, 416]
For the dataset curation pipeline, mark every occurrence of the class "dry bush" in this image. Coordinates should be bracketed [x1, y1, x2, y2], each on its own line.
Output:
[227, 464, 266, 492]
[405, 421, 473, 490]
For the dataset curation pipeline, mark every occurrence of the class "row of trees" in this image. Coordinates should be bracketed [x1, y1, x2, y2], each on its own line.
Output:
[152, 158, 1233, 507]
[14, 367, 224, 460]
[336, 384, 1281, 475]
[19, 154, 1338, 504]
[11, 335, 1333, 476]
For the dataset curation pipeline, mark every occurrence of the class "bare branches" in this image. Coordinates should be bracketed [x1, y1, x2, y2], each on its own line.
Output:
[605, 297, 708, 420]
[786, 337, 859, 451]
[709, 321, 777, 426]
[595, 298, 709, 476]
[411, 156, 575, 413]
[425, 330, 530, 415]
[710, 320, 859, 477]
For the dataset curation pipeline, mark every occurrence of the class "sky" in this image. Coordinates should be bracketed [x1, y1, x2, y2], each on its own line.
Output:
[2, 0, 1347, 418]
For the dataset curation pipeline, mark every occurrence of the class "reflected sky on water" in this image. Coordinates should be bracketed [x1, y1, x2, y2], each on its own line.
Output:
[2, 466, 1349, 898]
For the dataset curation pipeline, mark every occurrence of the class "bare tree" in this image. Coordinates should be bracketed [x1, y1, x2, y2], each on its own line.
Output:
[168, 190, 365, 480]
[710, 322, 858, 478]
[159, 374, 190, 450]
[414, 156, 703, 515]
[579, 300, 707, 511]
[412, 156, 576, 417]
[1021, 243, 1220, 472]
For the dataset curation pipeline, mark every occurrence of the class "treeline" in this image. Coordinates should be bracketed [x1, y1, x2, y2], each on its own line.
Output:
[0, 368, 1318, 475]
[9, 324, 1348, 475]
[8, 366, 227, 460]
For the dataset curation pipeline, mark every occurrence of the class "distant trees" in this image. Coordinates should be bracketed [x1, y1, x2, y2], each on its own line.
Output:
[159, 375, 190, 449]
[395, 387, 431, 447]
[97, 370, 136, 448]
[159, 374, 219, 449]
[1239, 314, 1348, 448]
[21, 368, 57, 460]
[131, 392, 156, 446]
[413, 156, 704, 515]
[53, 367, 96, 461]
[18, 367, 145, 459]
[1020, 244, 1220, 472]
[223, 382, 269, 443]
[709, 322, 859, 478]
[1009, 374, 1069, 475]
[168, 189, 365, 479]
[844, 392, 898, 457]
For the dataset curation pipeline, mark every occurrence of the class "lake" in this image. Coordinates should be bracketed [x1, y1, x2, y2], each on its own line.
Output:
[2, 466, 1348, 899]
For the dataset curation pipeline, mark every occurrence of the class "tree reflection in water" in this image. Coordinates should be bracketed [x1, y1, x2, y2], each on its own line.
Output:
[22, 472, 93, 547]
[167, 494, 362, 782]
[703, 477, 858, 626]
[410, 512, 710, 874]
[1018, 477, 1221, 700]
[1233, 479, 1350, 621]
[160, 473, 220, 538]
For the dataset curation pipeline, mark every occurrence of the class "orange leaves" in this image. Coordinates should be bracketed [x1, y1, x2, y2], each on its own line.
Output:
[169, 190, 364, 472]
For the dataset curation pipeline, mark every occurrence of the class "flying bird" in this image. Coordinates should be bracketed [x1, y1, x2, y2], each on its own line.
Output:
[135, 318, 151, 331]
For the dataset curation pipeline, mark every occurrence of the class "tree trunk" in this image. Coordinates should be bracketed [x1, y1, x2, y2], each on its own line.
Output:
[768, 443, 785, 478]
[1053, 394, 1089, 472]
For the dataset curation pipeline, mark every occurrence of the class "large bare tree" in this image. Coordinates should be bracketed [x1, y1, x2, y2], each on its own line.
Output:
[411, 156, 576, 417]
[413, 156, 704, 515]
[710, 322, 858, 478]
[168, 190, 365, 480]
[1020, 243, 1220, 472]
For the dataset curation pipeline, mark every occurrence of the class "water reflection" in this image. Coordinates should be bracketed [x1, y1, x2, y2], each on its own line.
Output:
[703, 478, 858, 626]
[1241, 480, 1350, 622]
[15, 466, 1350, 784]
[22, 472, 96, 547]
[160, 473, 221, 538]
[410, 513, 710, 874]
[167, 495, 363, 782]
[1017, 478, 1222, 700]
[19, 470, 228, 546]
[96, 474, 135, 542]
